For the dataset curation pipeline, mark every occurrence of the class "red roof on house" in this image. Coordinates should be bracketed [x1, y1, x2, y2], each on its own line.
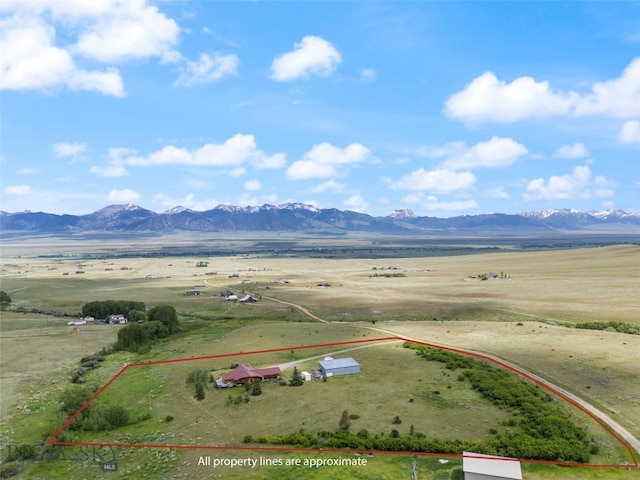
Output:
[220, 365, 281, 383]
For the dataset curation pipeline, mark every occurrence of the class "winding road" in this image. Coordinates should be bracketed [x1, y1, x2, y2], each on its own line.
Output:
[264, 294, 640, 463]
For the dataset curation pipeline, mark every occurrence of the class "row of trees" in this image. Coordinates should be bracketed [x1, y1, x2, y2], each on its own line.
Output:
[404, 343, 592, 462]
[82, 300, 145, 320]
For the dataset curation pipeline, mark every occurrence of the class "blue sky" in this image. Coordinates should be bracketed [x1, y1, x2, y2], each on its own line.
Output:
[1, 1, 639, 217]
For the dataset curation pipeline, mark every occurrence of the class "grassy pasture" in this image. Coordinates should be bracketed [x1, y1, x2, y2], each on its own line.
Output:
[1, 242, 638, 479]
[381, 321, 640, 446]
[50, 330, 626, 465]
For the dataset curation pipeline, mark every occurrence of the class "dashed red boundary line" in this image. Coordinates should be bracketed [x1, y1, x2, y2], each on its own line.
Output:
[46, 336, 638, 469]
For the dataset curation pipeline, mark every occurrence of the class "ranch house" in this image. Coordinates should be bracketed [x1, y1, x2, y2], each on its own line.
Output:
[318, 357, 361, 377]
[215, 365, 281, 388]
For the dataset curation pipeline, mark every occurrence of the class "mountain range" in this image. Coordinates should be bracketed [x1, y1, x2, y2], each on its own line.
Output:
[1, 203, 639, 235]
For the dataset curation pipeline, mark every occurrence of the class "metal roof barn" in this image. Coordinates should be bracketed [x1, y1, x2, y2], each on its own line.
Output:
[462, 452, 522, 480]
[318, 357, 361, 377]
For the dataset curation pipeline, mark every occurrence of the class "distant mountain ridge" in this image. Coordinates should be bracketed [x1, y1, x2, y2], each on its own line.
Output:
[1, 203, 639, 234]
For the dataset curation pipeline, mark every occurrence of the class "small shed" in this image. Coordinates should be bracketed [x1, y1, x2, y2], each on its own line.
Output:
[185, 290, 203, 296]
[463, 452, 522, 480]
[318, 357, 361, 377]
[301, 371, 312, 381]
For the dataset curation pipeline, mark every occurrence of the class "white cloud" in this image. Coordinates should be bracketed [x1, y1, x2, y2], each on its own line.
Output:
[270, 35, 342, 81]
[343, 194, 368, 212]
[310, 180, 347, 193]
[445, 57, 640, 123]
[5, 184, 31, 195]
[444, 71, 574, 123]
[71, 1, 181, 64]
[154, 193, 195, 209]
[554, 143, 590, 159]
[574, 58, 640, 117]
[360, 67, 377, 81]
[174, 52, 239, 87]
[89, 164, 129, 177]
[524, 165, 615, 200]
[229, 167, 246, 177]
[485, 186, 510, 199]
[122, 134, 285, 169]
[619, 120, 640, 144]
[0, 15, 125, 96]
[106, 188, 140, 203]
[402, 193, 478, 212]
[244, 180, 261, 191]
[426, 136, 528, 170]
[391, 168, 476, 193]
[286, 142, 371, 180]
[18, 167, 41, 175]
[52, 142, 88, 158]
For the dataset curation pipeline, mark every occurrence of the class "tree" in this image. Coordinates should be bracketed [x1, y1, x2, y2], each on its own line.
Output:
[251, 382, 262, 396]
[289, 367, 304, 387]
[104, 405, 129, 429]
[148, 305, 179, 334]
[0, 291, 11, 308]
[339, 410, 351, 431]
[115, 324, 149, 352]
[195, 381, 206, 401]
[128, 309, 146, 323]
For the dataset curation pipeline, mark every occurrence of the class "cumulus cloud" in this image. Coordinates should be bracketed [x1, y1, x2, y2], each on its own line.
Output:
[121, 134, 285, 170]
[270, 35, 342, 81]
[391, 168, 476, 193]
[619, 120, 640, 144]
[524, 165, 615, 200]
[485, 186, 510, 199]
[310, 180, 347, 193]
[444, 72, 574, 123]
[106, 188, 140, 203]
[343, 194, 368, 212]
[5, 184, 32, 195]
[1, 0, 182, 96]
[70, 1, 181, 63]
[52, 142, 88, 158]
[0, 15, 125, 96]
[89, 164, 129, 177]
[424, 136, 528, 170]
[286, 142, 370, 180]
[553, 143, 590, 159]
[402, 193, 478, 212]
[445, 57, 640, 123]
[244, 180, 261, 191]
[174, 52, 238, 87]
[574, 58, 640, 117]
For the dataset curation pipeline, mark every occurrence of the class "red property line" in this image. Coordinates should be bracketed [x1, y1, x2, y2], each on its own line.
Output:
[46, 336, 638, 469]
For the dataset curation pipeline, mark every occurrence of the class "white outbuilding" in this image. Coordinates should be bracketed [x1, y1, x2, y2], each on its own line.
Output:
[318, 357, 361, 377]
[462, 452, 522, 480]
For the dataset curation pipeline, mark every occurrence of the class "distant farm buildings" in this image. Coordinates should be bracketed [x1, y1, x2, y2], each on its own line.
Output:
[107, 314, 128, 324]
[239, 295, 258, 303]
[318, 357, 361, 377]
[462, 452, 522, 480]
[215, 365, 281, 388]
[185, 290, 203, 296]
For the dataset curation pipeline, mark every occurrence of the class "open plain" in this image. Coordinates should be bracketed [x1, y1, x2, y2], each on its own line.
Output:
[0, 236, 638, 479]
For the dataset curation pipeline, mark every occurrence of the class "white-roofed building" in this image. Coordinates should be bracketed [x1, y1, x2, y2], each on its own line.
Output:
[463, 452, 522, 480]
[318, 357, 361, 377]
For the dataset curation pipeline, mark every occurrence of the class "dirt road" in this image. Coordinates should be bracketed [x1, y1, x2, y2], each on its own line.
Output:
[266, 295, 640, 462]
